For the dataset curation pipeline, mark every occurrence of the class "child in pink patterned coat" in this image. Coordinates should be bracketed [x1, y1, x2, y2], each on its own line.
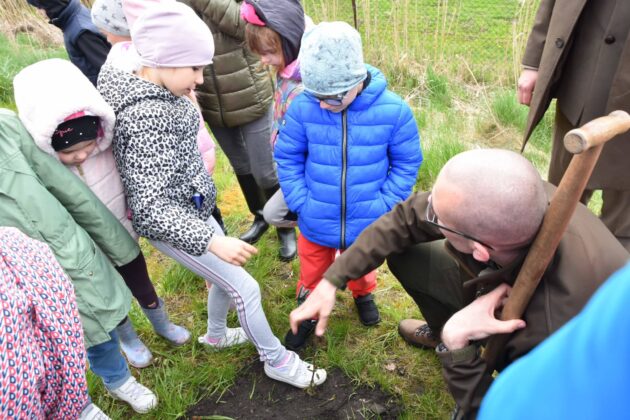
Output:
[0, 227, 96, 418]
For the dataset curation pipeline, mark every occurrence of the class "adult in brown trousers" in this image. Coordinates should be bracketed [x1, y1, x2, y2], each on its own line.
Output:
[518, 0, 630, 251]
[289, 149, 629, 419]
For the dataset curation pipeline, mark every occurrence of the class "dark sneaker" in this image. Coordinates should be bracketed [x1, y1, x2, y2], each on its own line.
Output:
[398, 319, 439, 349]
[284, 319, 317, 351]
[354, 293, 381, 326]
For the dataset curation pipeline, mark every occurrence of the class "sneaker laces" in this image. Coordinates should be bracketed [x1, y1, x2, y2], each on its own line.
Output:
[415, 323, 437, 340]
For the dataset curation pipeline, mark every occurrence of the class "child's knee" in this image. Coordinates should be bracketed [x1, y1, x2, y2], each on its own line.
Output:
[239, 278, 262, 304]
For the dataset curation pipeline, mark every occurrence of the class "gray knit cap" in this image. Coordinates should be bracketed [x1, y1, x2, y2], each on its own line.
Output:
[91, 0, 130, 36]
[299, 21, 367, 96]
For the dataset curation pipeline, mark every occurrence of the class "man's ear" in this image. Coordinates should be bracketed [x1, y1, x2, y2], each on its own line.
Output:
[471, 241, 491, 262]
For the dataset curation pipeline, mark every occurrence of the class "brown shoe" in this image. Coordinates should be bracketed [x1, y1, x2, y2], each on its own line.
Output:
[398, 319, 440, 349]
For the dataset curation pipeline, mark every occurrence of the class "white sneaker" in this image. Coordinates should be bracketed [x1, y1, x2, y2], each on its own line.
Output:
[108, 376, 158, 413]
[197, 327, 249, 349]
[79, 403, 111, 420]
[264, 351, 327, 389]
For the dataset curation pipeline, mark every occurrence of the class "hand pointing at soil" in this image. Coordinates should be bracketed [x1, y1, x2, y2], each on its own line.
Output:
[289, 279, 338, 336]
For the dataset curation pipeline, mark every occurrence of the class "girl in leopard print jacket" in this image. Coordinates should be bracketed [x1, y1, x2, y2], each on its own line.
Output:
[99, 62, 218, 255]
[98, 1, 327, 389]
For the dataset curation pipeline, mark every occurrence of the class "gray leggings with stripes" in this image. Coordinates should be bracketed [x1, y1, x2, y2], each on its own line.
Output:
[150, 217, 287, 365]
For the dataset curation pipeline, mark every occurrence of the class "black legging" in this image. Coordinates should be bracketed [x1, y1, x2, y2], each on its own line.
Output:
[115, 251, 159, 309]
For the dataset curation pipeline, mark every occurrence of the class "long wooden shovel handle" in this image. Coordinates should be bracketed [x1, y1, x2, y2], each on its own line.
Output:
[483, 110, 630, 370]
[564, 110, 630, 153]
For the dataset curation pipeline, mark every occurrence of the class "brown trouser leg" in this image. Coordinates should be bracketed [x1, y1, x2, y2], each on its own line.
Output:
[550, 110, 630, 251]
[386, 240, 468, 333]
[600, 189, 630, 252]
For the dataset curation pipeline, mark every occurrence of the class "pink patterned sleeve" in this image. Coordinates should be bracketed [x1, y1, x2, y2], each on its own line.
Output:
[0, 227, 89, 419]
[197, 116, 216, 176]
[186, 90, 216, 176]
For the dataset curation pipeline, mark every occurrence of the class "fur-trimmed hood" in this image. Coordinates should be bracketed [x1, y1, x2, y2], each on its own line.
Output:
[13, 58, 115, 160]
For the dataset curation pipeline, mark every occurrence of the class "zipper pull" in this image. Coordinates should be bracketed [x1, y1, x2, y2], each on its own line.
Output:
[192, 191, 204, 210]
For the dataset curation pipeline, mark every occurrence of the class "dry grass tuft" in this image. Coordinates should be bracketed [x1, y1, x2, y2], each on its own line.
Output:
[0, 0, 95, 46]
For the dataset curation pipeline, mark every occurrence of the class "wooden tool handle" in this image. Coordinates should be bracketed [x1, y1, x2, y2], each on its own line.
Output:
[564, 110, 630, 154]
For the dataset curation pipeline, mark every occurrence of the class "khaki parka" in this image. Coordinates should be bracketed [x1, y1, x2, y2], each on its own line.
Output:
[0, 109, 134, 348]
[324, 187, 629, 418]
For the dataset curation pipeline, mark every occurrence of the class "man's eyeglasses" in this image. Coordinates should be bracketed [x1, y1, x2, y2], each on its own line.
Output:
[425, 195, 495, 250]
[311, 90, 349, 106]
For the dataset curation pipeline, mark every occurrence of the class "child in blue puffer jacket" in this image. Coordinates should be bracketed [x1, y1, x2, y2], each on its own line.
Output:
[275, 21, 423, 350]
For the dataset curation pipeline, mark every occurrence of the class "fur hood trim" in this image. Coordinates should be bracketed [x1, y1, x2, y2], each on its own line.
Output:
[13, 58, 115, 160]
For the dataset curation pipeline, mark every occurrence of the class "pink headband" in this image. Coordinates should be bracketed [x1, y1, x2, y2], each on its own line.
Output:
[240, 3, 265, 26]
[64, 111, 104, 138]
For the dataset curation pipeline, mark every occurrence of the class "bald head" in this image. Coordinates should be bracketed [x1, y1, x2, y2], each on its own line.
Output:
[433, 149, 547, 248]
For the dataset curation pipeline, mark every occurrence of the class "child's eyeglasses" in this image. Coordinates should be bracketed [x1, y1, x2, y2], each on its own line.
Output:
[311, 90, 349, 106]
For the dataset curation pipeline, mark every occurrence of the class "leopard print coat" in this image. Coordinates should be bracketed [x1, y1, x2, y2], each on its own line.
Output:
[98, 64, 217, 256]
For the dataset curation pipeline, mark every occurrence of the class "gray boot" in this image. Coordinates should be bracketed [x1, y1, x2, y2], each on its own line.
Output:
[116, 317, 153, 368]
[142, 298, 191, 346]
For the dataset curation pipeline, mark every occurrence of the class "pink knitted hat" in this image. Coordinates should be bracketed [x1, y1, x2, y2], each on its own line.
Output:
[131, 2, 214, 68]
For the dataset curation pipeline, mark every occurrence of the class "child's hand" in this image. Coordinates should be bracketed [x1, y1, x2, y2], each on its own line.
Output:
[208, 236, 258, 266]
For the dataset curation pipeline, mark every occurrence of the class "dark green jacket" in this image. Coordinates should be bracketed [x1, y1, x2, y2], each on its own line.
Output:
[180, 0, 273, 128]
[0, 109, 134, 347]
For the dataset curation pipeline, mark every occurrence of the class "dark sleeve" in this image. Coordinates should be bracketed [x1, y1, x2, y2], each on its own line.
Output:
[75, 31, 111, 71]
[324, 191, 444, 288]
[437, 344, 493, 419]
[521, 0, 556, 68]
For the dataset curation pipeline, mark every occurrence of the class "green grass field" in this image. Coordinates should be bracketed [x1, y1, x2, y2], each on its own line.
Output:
[0, 1, 604, 417]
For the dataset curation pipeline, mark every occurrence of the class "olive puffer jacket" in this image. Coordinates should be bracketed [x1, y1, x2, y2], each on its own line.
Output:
[179, 0, 274, 128]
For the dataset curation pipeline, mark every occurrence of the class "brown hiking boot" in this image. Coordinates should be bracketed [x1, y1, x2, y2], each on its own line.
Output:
[398, 319, 440, 349]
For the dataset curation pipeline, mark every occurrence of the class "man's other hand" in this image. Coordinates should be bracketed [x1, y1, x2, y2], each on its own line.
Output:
[441, 283, 526, 350]
[517, 69, 538, 106]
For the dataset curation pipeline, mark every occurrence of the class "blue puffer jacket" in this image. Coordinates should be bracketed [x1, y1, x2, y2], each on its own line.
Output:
[275, 65, 422, 249]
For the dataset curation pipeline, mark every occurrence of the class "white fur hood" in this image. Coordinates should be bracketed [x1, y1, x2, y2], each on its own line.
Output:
[13, 58, 116, 159]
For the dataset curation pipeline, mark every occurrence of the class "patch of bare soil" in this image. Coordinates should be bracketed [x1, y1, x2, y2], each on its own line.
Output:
[187, 363, 403, 419]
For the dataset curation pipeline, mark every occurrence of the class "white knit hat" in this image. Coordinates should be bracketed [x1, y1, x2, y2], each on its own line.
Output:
[13, 58, 116, 159]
